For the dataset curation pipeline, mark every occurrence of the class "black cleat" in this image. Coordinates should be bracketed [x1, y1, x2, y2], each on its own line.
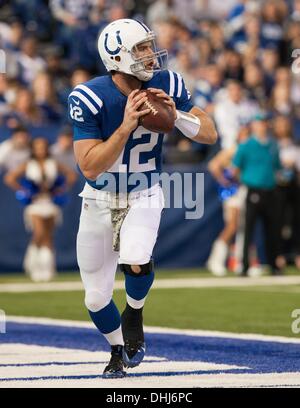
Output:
[121, 304, 146, 368]
[102, 345, 126, 379]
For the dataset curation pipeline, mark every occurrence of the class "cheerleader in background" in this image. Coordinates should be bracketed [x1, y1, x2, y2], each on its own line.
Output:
[207, 126, 249, 276]
[4, 137, 77, 282]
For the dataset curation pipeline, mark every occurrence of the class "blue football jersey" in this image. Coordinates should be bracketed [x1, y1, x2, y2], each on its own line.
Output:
[68, 70, 193, 192]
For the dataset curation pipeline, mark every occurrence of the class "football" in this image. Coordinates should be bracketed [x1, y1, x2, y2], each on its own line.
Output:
[137, 89, 175, 134]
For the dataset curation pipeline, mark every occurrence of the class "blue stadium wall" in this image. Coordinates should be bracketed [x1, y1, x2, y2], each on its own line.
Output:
[0, 164, 224, 272]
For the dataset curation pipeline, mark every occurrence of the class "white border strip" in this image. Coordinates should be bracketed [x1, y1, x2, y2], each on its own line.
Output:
[6, 315, 300, 345]
[2, 275, 300, 293]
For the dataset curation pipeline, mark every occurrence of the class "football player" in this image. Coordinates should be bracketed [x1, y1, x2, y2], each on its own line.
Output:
[68, 18, 217, 378]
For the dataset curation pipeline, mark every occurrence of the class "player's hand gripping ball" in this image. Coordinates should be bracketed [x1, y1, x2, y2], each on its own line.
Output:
[137, 89, 176, 133]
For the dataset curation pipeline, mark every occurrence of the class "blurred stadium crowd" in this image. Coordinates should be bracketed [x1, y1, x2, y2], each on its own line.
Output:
[0, 0, 300, 278]
[0, 0, 300, 159]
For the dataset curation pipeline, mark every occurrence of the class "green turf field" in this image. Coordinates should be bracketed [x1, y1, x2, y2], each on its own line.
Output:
[0, 266, 299, 283]
[0, 269, 212, 283]
[1, 268, 300, 338]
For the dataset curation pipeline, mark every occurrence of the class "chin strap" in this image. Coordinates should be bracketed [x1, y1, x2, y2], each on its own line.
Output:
[175, 110, 201, 140]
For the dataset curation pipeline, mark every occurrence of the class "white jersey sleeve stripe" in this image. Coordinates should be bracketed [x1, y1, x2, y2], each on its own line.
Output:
[168, 70, 175, 97]
[75, 84, 103, 110]
[176, 73, 183, 98]
[69, 91, 98, 115]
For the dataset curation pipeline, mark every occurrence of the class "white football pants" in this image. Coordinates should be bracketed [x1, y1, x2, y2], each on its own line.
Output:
[77, 183, 164, 313]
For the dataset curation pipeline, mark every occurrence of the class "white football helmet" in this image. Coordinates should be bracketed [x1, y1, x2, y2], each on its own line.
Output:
[98, 19, 168, 81]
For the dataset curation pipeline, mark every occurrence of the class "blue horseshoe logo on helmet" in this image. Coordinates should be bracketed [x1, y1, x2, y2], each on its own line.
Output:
[104, 30, 122, 55]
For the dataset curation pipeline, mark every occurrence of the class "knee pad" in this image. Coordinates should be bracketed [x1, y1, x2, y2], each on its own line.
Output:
[85, 290, 111, 313]
[120, 259, 154, 277]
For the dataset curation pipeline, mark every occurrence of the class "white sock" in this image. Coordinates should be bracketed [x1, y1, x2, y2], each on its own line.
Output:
[126, 294, 146, 309]
[37, 247, 56, 282]
[103, 326, 124, 346]
[207, 239, 229, 276]
[23, 244, 38, 275]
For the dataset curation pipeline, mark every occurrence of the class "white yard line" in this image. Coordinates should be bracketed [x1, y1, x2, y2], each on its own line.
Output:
[2, 318, 300, 388]
[1, 275, 300, 293]
[0, 281, 84, 293]
[2, 373, 299, 389]
[6, 315, 300, 344]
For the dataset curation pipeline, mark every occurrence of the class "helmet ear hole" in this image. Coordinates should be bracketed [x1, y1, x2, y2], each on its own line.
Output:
[98, 19, 168, 80]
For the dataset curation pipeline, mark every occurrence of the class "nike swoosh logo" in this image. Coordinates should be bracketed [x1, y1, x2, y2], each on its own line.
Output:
[72, 98, 80, 105]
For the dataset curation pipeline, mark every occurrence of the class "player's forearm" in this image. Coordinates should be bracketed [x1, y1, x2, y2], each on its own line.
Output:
[78, 126, 130, 180]
[190, 107, 218, 145]
[175, 107, 218, 145]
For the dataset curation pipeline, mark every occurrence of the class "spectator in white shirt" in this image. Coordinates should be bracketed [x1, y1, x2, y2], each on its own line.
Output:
[0, 126, 30, 173]
[50, 126, 77, 171]
[214, 80, 259, 149]
[17, 37, 46, 85]
[0, 74, 10, 116]
[205, 0, 240, 19]
[291, 0, 300, 22]
[50, 0, 94, 26]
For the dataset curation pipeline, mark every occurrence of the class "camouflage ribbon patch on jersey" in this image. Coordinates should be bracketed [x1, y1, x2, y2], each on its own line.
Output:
[110, 207, 129, 251]
[109, 192, 130, 252]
